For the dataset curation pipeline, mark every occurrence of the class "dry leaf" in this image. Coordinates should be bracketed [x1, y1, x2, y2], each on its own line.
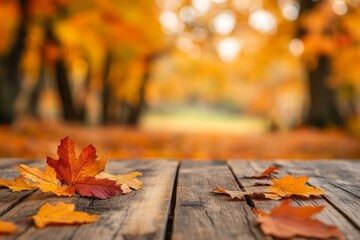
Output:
[46, 137, 121, 199]
[33, 202, 99, 228]
[254, 199, 344, 239]
[251, 166, 279, 178]
[268, 175, 325, 198]
[0, 220, 16, 234]
[0, 177, 37, 192]
[212, 186, 281, 200]
[96, 172, 144, 190]
[47, 137, 107, 185]
[73, 177, 122, 199]
[18, 165, 75, 196]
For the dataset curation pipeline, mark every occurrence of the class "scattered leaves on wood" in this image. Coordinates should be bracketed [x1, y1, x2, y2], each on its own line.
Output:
[32, 202, 99, 228]
[253, 199, 344, 239]
[267, 175, 325, 198]
[0, 220, 16, 234]
[0, 177, 37, 192]
[0, 137, 143, 199]
[212, 186, 281, 200]
[249, 166, 279, 178]
[96, 172, 144, 192]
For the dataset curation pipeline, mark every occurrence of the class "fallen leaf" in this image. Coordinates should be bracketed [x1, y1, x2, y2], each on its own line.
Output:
[253, 199, 344, 239]
[46, 137, 122, 199]
[74, 177, 122, 199]
[18, 164, 75, 196]
[0, 220, 16, 234]
[47, 137, 107, 185]
[96, 172, 144, 190]
[251, 166, 279, 178]
[212, 186, 281, 200]
[33, 202, 98, 228]
[267, 175, 325, 198]
[0, 177, 37, 192]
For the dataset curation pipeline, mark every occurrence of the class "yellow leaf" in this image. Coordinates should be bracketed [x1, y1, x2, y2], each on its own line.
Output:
[18, 165, 75, 197]
[96, 171, 143, 190]
[0, 220, 16, 234]
[0, 177, 37, 192]
[267, 176, 325, 198]
[33, 202, 99, 228]
[212, 186, 281, 200]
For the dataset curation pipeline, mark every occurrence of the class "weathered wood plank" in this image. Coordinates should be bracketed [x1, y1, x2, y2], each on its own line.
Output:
[0, 160, 178, 240]
[172, 160, 263, 240]
[228, 160, 360, 240]
[278, 160, 360, 229]
[0, 160, 45, 217]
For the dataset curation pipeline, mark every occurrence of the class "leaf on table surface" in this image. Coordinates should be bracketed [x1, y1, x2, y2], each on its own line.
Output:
[250, 166, 279, 178]
[32, 202, 98, 228]
[96, 171, 144, 190]
[18, 164, 75, 196]
[253, 199, 344, 239]
[267, 175, 325, 198]
[74, 177, 122, 199]
[212, 186, 281, 200]
[0, 177, 37, 192]
[46, 136, 107, 185]
[0, 220, 16, 234]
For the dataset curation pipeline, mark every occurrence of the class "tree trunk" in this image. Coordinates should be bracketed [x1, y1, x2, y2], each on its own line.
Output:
[0, 0, 27, 124]
[305, 55, 344, 127]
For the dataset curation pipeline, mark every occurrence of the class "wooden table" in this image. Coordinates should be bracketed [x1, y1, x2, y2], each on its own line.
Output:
[0, 159, 359, 240]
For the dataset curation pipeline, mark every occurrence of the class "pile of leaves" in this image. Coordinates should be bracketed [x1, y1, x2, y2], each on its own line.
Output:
[212, 166, 344, 239]
[0, 137, 143, 232]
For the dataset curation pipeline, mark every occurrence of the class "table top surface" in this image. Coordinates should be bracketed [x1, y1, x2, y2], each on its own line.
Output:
[0, 158, 359, 240]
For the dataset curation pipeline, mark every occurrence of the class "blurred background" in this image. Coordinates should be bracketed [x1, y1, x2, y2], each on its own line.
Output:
[0, 0, 360, 160]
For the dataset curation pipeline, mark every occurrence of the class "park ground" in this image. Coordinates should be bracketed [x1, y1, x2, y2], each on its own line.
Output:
[0, 111, 359, 160]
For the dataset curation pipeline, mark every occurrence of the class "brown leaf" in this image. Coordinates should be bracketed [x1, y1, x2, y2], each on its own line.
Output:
[267, 175, 325, 198]
[250, 166, 279, 178]
[254, 199, 344, 239]
[212, 186, 281, 200]
[32, 202, 98, 228]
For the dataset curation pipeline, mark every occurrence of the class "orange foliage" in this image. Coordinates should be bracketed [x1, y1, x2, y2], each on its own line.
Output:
[254, 199, 343, 239]
[32, 202, 98, 228]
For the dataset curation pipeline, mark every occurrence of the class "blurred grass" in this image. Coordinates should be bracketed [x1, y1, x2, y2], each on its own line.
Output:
[140, 107, 269, 135]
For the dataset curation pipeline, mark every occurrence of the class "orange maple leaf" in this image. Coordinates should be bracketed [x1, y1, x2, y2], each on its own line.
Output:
[47, 137, 107, 185]
[18, 164, 75, 196]
[32, 202, 98, 228]
[253, 199, 344, 239]
[0, 177, 37, 192]
[267, 175, 325, 198]
[251, 166, 279, 178]
[0, 220, 16, 234]
[46, 137, 122, 199]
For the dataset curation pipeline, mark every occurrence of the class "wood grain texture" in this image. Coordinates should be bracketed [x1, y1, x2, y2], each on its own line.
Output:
[0, 158, 359, 240]
[278, 160, 360, 230]
[229, 160, 360, 240]
[0, 159, 178, 240]
[172, 160, 264, 240]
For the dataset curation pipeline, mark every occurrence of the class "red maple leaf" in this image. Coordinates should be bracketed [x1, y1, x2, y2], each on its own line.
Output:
[47, 137, 122, 199]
